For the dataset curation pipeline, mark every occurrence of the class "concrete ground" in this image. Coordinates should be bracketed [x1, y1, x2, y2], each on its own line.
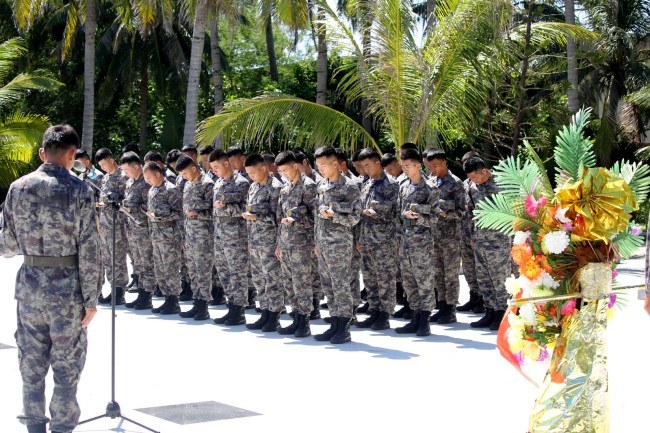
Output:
[1, 251, 649, 433]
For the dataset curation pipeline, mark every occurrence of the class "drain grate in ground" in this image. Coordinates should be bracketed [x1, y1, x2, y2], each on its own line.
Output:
[136, 400, 260, 425]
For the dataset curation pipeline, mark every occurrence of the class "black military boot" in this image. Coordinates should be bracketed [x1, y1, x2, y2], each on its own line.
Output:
[417, 310, 431, 336]
[396, 281, 405, 305]
[371, 311, 391, 330]
[360, 288, 367, 301]
[27, 423, 46, 433]
[278, 314, 299, 335]
[246, 290, 256, 310]
[262, 311, 280, 332]
[246, 310, 269, 330]
[133, 291, 153, 310]
[224, 304, 246, 326]
[309, 297, 321, 320]
[490, 309, 506, 331]
[160, 295, 180, 315]
[294, 314, 311, 338]
[179, 277, 193, 302]
[330, 317, 352, 344]
[472, 295, 486, 314]
[192, 300, 210, 321]
[154, 284, 163, 297]
[210, 285, 226, 306]
[314, 316, 338, 341]
[214, 303, 233, 324]
[179, 300, 199, 318]
[395, 312, 419, 334]
[437, 304, 457, 325]
[392, 300, 411, 318]
[152, 296, 171, 314]
[457, 291, 479, 312]
[429, 300, 447, 322]
[357, 301, 370, 314]
[323, 315, 334, 323]
[320, 302, 328, 309]
[356, 309, 379, 328]
[126, 273, 139, 293]
[98, 287, 125, 306]
[470, 307, 494, 328]
[125, 289, 145, 308]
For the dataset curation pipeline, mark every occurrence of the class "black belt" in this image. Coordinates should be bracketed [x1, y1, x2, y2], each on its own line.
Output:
[24, 255, 78, 267]
[217, 216, 244, 223]
[149, 220, 176, 227]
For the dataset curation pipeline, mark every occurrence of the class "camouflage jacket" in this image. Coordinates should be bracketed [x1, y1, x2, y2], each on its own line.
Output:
[461, 178, 475, 239]
[277, 174, 317, 248]
[398, 176, 440, 239]
[99, 167, 127, 207]
[314, 174, 362, 247]
[147, 180, 183, 223]
[246, 176, 282, 245]
[123, 175, 150, 224]
[468, 174, 509, 243]
[359, 171, 399, 248]
[213, 172, 251, 218]
[0, 164, 101, 307]
[183, 173, 215, 221]
[428, 170, 466, 224]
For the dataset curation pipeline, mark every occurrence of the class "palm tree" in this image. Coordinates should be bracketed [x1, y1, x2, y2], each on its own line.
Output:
[13, 0, 98, 154]
[183, 0, 209, 148]
[565, 0, 580, 112]
[0, 38, 61, 187]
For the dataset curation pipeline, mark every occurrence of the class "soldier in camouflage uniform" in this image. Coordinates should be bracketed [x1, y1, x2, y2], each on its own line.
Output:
[464, 156, 511, 330]
[241, 153, 284, 332]
[0, 125, 101, 433]
[274, 151, 318, 337]
[313, 147, 362, 344]
[74, 149, 103, 199]
[426, 150, 466, 325]
[143, 162, 184, 315]
[354, 148, 399, 331]
[209, 149, 251, 326]
[395, 148, 440, 337]
[95, 148, 129, 305]
[173, 155, 215, 321]
[119, 152, 155, 311]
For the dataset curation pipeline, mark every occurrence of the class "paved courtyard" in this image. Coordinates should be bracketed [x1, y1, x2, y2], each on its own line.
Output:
[1, 251, 649, 433]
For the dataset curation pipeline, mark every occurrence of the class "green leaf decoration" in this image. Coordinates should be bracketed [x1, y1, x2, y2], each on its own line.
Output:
[522, 140, 554, 199]
[610, 160, 650, 206]
[492, 155, 542, 200]
[612, 229, 644, 261]
[473, 193, 541, 235]
[553, 108, 596, 187]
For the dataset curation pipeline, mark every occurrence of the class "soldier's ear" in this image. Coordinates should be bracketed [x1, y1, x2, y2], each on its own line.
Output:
[38, 148, 46, 162]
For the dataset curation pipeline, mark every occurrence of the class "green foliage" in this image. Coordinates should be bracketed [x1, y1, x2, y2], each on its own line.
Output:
[492, 156, 542, 200]
[553, 108, 596, 186]
[473, 193, 539, 235]
[612, 228, 645, 261]
[610, 160, 650, 206]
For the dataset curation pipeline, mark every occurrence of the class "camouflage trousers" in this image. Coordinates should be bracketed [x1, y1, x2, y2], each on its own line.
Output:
[317, 230, 355, 318]
[214, 220, 249, 307]
[310, 250, 322, 300]
[185, 218, 214, 301]
[399, 230, 436, 312]
[473, 234, 511, 310]
[361, 242, 398, 314]
[249, 232, 283, 312]
[150, 223, 182, 296]
[351, 228, 361, 306]
[280, 242, 314, 315]
[460, 219, 480, 294]
[98, 210, 129, 288]
[16, 302, 87, 433]
[125, 222, 155, 292]
[177, 219, 189, 283]
[433, 221, 462, 305]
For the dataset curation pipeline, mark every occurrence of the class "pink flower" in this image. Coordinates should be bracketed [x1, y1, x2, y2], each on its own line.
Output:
[514, 351, 524, 365]
[631, 225, 642, 236]
[608, 293, 617, 309]
[562, 221, 573, 232]
[612, 269, 619, 280]
[560, 298, 576, 315]
[525, 194, 548, 218]
[538, 346, 549, 362]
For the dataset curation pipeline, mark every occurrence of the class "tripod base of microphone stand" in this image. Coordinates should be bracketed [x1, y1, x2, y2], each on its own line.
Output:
[79, 400, 160, 433]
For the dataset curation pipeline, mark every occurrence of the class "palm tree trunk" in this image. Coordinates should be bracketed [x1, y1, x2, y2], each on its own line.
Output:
[426, 0, 436, 33]
[511, 0, 534, 157]
[81, 0, 96, 153]
[183, 0, 208, 148]
[266, 14, 279, 83]
[139, 52, 148, 151]
[316, 7, 327, 105]
[360, 14, 371, 130]
[566, 0, 579, 112]
[209, 17, 224, 148]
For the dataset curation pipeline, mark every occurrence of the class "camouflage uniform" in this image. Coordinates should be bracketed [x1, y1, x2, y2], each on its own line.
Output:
[247, 176, 283, 312]
[183, 174, 215, 301]
[98, 167, 129, 288]
[347, 173, 363, 308]
[468, 175, 511, 310]
[175, 175, 190, 286]
[277, 175, 318, 315]
[1, 163, 101, 433]
[148, 180, 183, 296]
[122, 175, 155, 293]
[315, 175, 362, 319]
[429, 171, 466, 305]
[213, 172, 251, 307]
[398, 176, 440, 312]
[359, 172, 399, 314]
[461, 178, 480, 293]
[305, 171, 324, 300]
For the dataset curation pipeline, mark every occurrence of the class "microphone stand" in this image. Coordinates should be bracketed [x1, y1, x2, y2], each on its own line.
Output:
[77, 170, 159, 432]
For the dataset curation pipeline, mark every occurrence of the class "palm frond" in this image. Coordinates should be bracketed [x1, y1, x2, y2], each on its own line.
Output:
[0, 111, 49, 188]
[61, 1, 80, 61]
[197, 94, 378, 152]
[628, 85, 650, 109]
[473, 192, 539, 235]
[553, 107, 596, 187]
[612, 229, 644, 261]
[275, 0, 309, 30]
[0, 38, 28, 85]
[492, 155, 542, 199]
[610, 160, 650, 205]
[509, 22, 597, 48]
[522, 139, 554, 198]
[0, 73, 62, 107]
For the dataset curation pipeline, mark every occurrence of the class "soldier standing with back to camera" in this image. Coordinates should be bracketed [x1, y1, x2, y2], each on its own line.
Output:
[1, 124, 101, 433]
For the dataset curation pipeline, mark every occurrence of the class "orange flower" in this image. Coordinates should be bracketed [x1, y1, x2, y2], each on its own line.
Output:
[535, 254, 553, 274]
[511, 244, 533, 266]
[521, 257, 542, 280]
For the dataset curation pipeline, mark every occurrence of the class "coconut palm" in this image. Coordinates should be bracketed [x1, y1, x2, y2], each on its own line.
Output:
[0, 38, 61, 188]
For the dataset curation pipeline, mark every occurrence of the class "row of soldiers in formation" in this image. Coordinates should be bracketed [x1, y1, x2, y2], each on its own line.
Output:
[75, 141, 511, 344]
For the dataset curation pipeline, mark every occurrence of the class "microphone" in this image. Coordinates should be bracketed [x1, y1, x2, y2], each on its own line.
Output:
[73, 160, 88, 173]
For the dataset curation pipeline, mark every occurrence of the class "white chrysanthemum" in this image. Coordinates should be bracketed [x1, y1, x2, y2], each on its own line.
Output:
[539, 271, 560, 289]
[504, 275, 521, 296]
[517, 275, 536, 297]
[519, 303, 538, 326]
[555, 207, 571, 224]
[543, 231, 570, 254]
[513, 231, 531, 245]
